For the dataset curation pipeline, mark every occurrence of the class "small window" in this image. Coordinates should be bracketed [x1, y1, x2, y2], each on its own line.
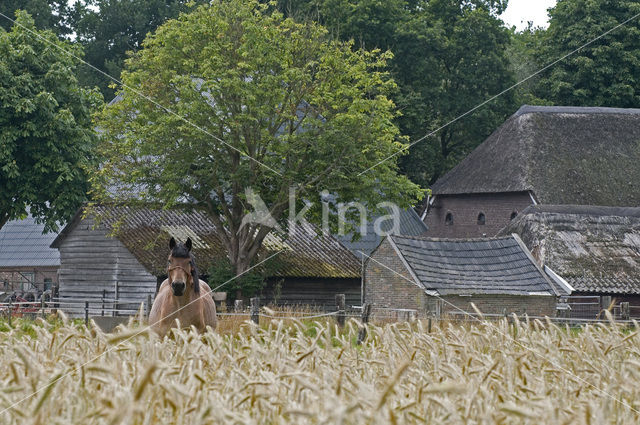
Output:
[477, 212, 486, 225]
[445, 212, 453, 225]
[510, 211, 518, 220]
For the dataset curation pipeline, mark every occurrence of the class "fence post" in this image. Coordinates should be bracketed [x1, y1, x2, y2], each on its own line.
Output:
[146, 294, 152, 320]
[84, 301, 89, 326]
[8, 298, 12, 327]
[41, 296, 45, 319]
[52, 285, 58, 314]
[102, 289, 106, 317]
[250, 297, 260, 325]
[621, 302, 630, 321]
[357, 303, 372, 345]
[335, 294, 346, 328]
[428, 316, 432, 333]
[234, 299, 243, 313]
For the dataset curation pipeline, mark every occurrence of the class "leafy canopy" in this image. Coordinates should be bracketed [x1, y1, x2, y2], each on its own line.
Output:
[70, 0, 208, 99]
[94, 1, 421, 274]
[274, 0, 516, 187]
[533, 0, 640, 107]
[0, 11, 102, 231]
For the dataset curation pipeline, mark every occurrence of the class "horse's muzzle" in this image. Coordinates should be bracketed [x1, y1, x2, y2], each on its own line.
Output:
[171, 281, 186, 296]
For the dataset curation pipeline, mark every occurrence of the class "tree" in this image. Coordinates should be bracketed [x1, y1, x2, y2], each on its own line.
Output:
[0, 12, 102, 232]
[534, 0, 640, 107]
[395, 0, 516, 186]
[272, 0, 516, 187]
[70, 0, 207, 98]
[94, 1, 422, 293]
[0, 0, 71, 35]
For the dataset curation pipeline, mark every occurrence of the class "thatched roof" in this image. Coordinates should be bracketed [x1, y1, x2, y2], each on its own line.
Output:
[384, 234, 561, 296]
[499, 205, 640, 294]
[52, 205, 361, 279]
[431, 105, 640, 206]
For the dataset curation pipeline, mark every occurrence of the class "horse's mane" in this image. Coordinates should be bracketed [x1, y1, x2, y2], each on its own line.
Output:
[171, 243, 200, 294]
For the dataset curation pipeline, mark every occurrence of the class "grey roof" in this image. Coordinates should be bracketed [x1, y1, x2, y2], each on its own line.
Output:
[387, 234, 559, 296]
[337, 208, 428, 259]
[499, 205, 640, 294]
[0, 215, 60, 267]
[52, 205, 361, 279]
[431, 105, 640, 206]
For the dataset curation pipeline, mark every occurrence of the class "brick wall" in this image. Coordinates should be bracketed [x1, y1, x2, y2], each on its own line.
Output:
[364, 238, 558, 317]
[425, 191, 533, 238]
[440, 294, 557, 317]
[364, 238, 428, 311]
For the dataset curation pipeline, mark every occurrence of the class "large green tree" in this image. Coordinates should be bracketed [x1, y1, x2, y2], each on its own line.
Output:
[273, 0, 516, 187]
[0, 12, 102, 231]
[70, 0, 207, 98]
[94, 1, 421, 284]
[534, 0, 640, 107]
[0, 0, 71, 35]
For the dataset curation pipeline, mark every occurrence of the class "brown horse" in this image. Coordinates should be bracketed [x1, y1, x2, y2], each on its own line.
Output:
[149, 237, 217, 337]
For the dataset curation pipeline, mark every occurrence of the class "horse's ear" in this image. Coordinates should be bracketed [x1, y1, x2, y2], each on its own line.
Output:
[185, 237, 192, 252]
[169, 237, 176, 250]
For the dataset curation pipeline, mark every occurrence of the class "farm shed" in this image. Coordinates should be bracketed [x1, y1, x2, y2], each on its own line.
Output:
[424, 105, 640, 238]
[500, 205, 640, 315]
[51, 205, 364, 310]
[0, 214, 59, 295]
[364, 234, 568, 318]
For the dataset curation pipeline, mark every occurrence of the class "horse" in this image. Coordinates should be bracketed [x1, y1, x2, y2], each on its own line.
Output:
[149, 237, 217, 337]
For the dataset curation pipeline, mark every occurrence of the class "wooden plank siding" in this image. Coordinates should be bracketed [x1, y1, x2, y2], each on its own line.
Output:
[57, 216, 156, 316]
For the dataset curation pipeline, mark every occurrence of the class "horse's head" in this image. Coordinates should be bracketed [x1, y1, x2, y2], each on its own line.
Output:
[167, 237, 200, 297]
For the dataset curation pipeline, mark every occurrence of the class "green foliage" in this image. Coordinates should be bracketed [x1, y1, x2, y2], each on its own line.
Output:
[70, 0, 207, 98]
[207, 259, 272, 300]
[94, 1, 422, 284]
[533, 0, 640, 107]
[273, 0, 516, 187]
[0, 0, 71, 35]
[0, 12, 102, 232]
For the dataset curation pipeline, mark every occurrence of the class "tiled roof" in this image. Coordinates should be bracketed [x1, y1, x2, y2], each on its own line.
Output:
[0, 215, 60, 267]
[54, 206, 360, 278]
[388, 234, 558, 296]
[337, 208, 427, 259]
[501, 205, 640, 295]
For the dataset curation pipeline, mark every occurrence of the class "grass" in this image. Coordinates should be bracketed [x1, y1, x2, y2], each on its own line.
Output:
[1, 314, 640, 423]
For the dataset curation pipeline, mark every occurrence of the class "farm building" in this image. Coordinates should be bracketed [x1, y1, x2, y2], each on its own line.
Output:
[0, 214, 59, 296]
[424, 105, 640, 238]
[50, 205, 426, 311]
[364, 234, 570, 318]
[500, 205, 640, 316]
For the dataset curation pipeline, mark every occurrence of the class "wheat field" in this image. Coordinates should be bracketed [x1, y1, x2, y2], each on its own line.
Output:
[1, 314, 640, 424]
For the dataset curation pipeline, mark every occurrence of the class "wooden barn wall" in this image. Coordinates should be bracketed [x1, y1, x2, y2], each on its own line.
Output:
[261, 277, 361, 310]
[57, 216, 156, 314]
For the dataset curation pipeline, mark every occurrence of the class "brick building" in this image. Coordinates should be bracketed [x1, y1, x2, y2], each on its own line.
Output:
[424, 105, 640, 238]
[364, 234, 570, 317]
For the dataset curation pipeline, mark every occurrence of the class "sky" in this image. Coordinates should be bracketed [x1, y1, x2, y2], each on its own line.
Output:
[501, 0, 557, 31]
